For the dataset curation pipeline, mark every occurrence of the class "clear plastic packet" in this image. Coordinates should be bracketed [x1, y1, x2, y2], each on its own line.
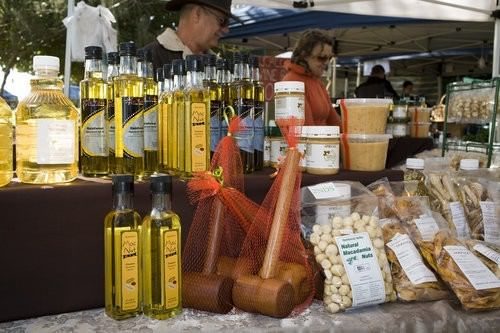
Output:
[366, 178, 397, 219]
[389, 196, 432, 223]
[389, 180, 427, 197]
[432, 230, 500, 311]
[308, 196, 397, 313]
[464, 239, 500, 278]
[380, 218, 450, 302]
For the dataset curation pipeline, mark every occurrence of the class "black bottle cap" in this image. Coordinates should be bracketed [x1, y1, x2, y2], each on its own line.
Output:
[204, 54, 217, 67]
[186, 54, 204, 72]
[107, 52, 119, 65]
[112, 174, 134, 194]
[119, 41, 136, 56]
[163, 63, 172, 79]
[156, 67, 164, 82]
[150, 174, 172, 194]
[172, 59, 185, 75]
[84, 46, 103, 60]
[249, 55, 260, 68]
[137, 49, 152, 62]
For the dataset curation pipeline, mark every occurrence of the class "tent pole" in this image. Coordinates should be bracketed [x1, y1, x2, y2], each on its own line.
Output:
[63, 0, 75, 97]
[493, 11, 500, 78]
[356, 62, 361, 87]
[331, 57, 337, 98]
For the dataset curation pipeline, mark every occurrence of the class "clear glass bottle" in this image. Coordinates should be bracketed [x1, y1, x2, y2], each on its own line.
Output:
[16, 55, 79, 184]
[184, 55, 210, 178]
[250, 55, 265, 171]
[217, 58, 231, 139]
[230, 52, 254, 173]
[158, 63, 172, 173]
[156, 67, 165, 96]
[113, 42, 144, 179]
[106, 52, 120, 175]
[203, 54, 222, 159]
[166, 60, 186, 175]
[138, 49, 159, 178]
[0, 96, 13, 187]
[104, 174, 142, 320]
[80, 46, 108, 177]
[141, 174, 182, 319]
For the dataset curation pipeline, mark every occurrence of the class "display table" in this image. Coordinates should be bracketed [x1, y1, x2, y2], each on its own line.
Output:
[1, 300, 499, 332]
[386, 137, 435, 168]
[0, 168, 403, 323]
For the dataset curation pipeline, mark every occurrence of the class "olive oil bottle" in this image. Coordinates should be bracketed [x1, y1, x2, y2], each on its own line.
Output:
[113, 42, 144, 179]
[0, 96, 13, 187]
[156, 67, 165, 95]
[106, 52, 120, 175]
[80, 46, 108, 177]
[216, 58, 231, 139]
[158, 63, 172, 173]
[250, 55, 265, 171]
[184, 55, 210, 177]
[16, 55, 79, 184]
[141, 174, 181, 319]
[203, 54, 221, 158]
[138, 49, 158, 178]
[229, 52, 254, 173]
[167, 59, 186, 175]
[104, 174, 142, 320]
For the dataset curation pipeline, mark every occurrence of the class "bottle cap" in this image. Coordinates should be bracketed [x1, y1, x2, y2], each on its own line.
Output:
[460, 159, 479, 170]
[33, 56, 60, 72]
[84, 46, 103, 60]
[249, 55, 260, 68]
[163, 63, 172, 79]
[137, 48, 152, 62]
[112, 174, 134, 194]
[172, 59, 185, 75]
[186, 54, 204, 72]
[274, 81, 305, 93]
[107, 52, 120, 65]
[119, 41, 137, 56]
[233, 52, 249, 64]
[150, 174, 172, 194]
[204, 54, 217, 67]
[406, 158, 424, 170]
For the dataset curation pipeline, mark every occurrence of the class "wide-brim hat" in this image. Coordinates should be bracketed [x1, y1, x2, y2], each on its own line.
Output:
[165, 0, 235, 19]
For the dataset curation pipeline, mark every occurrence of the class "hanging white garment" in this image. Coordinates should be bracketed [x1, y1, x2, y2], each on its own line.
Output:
[63, 1, 118, 62]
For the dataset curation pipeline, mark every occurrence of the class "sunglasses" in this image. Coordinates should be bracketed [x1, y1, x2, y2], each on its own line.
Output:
[201, 6, 230, 28]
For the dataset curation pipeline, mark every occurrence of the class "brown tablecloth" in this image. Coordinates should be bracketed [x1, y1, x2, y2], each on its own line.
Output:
[0, 168, 402, 322]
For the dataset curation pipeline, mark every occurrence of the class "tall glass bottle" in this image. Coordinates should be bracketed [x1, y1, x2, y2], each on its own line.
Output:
[203, 54, 221, 158]
[106, 52, 120, 175]
[156, 67, 165, 95]
[138, 49, 158, 178]
[230, 52, 254, 173]
[167, 59, 186, 175]
[113, 42, 144, 179]
[250, 55, 265, 171]
[16, 55, 79, 184]
[217, 58, 231, 139]
[0, 96, 13, 187]
[158, 63, 172, 173]
[141, 174, 182, 319]
[80, 46, 108, 177]
[184, 55, 210, 177]
[104, 174, 142, 320]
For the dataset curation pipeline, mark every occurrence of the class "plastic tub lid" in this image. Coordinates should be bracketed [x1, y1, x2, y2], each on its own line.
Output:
[406, 158, 424, 170]
[341, 133, 392, 142]
[337, 98, 393, 106]
[306, 126, 340, 138]
[274, 81, 304, 93]
[460, 159, 479, 170]
[33, 55, 60, 72]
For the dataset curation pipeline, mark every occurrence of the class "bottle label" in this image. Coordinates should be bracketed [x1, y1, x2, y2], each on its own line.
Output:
[210, 100, 221, 153]
[449, 202, 468, 238]
[233, 98, 254, 153]
[306, 142, 339, 169]
[144, 95, 158, 151]
[414, 215, 440, 241]
[35, 119, 75, 164]
[335, 232, 386, 307]
[480, 201, 500, 244]
[270, 139, 287, 164]
[116, 97, 144, 158]
[81, 98, 107, 157]
[473, 243, 500, 265]
[445, 245, 500, 290]
[253, 102, 265, 152]
[107, 98, 115, 153]
[163, 229, 180, 309]
[191, 102, 208, 172]
[275, 95, 304, 121]
[120, 231, 139, 311]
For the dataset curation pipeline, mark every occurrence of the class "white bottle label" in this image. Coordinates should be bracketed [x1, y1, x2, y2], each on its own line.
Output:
[36, 119, 75, 164]
[270, 139, 287, 164]
[335, 232, 385, 307]
[473, 243, 500, 265]
[449, 202, 468, 238]
[444, 245, 500, 290]
[306, 142, 339, 169]
[480, 201, 500, 244]
[386, 233, 437, 285]
[275, 96, 304, 121]
[414, 215, 440, 241]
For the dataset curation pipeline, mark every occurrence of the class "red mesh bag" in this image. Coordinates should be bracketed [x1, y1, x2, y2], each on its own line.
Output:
[232, 117, 314, 318]
[182, 117, 260, 313]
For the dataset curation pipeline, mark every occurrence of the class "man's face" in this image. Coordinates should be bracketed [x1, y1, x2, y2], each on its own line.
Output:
[197, 6, 230, 49]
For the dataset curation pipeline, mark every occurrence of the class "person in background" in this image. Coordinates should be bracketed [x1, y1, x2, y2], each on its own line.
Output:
[282, 29, 341, 126]
[142, 0, 233, 73]
[402, 80, 414, 98]
[354, 64, 399, 100]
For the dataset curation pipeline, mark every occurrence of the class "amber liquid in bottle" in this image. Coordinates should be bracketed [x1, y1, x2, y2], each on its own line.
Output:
[204, 55, 221, 159]
[0, 97, 13, 187]
[166, 60, 185, 176]
[158, 64, 172, 174]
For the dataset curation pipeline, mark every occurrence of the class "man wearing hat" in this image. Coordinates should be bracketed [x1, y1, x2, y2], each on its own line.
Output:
[143, 0, 234, 73]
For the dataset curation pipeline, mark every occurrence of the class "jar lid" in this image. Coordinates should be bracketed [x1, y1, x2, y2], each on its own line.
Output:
[406, 158, 424, 170]
[307, 126, 340, 138]
[274, 81, 304, 93]
[33, 55, 60, 72]
[460, 159, 479, 170]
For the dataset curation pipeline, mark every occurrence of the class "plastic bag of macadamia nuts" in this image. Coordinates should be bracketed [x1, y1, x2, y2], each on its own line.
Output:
[307, 192, 397, 313]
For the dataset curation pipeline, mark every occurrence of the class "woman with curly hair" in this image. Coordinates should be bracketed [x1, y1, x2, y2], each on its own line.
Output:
[282, 29, 341, 126]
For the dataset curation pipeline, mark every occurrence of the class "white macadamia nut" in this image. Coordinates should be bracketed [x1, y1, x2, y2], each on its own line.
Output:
[341, 273, 350, 285]
[328, 255, 339, 265]
[341, 296, 352, 307]
[321, 259, 332, 270]
[332, 229, 342, 236]
[331, 276, 342, 288]
[330, 264, 344, 277]
[324, 269, 333, 280]
[351, 212, 361, 221]
[338, 284, 350, 296]
[331, 294, 342, 304]
[327, 302, 340, 313]
[320, 233, 333, 243]
[325, 244, 338, 257]
[318, 240, 328, 251]
[366, 226, 377, 238]
[321, 224, 332, 234]
[312, 224, 322, 234]
[343, 217, 353, 227]
[373, 238, 384, 249]
[324, 288, 333, 296]
[315, 253, 327, 263]
[332, 216, 343, 226]
[314, 246, 322, 255]
[362, 215, 371, 223]
[309, 233, 321, 245]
